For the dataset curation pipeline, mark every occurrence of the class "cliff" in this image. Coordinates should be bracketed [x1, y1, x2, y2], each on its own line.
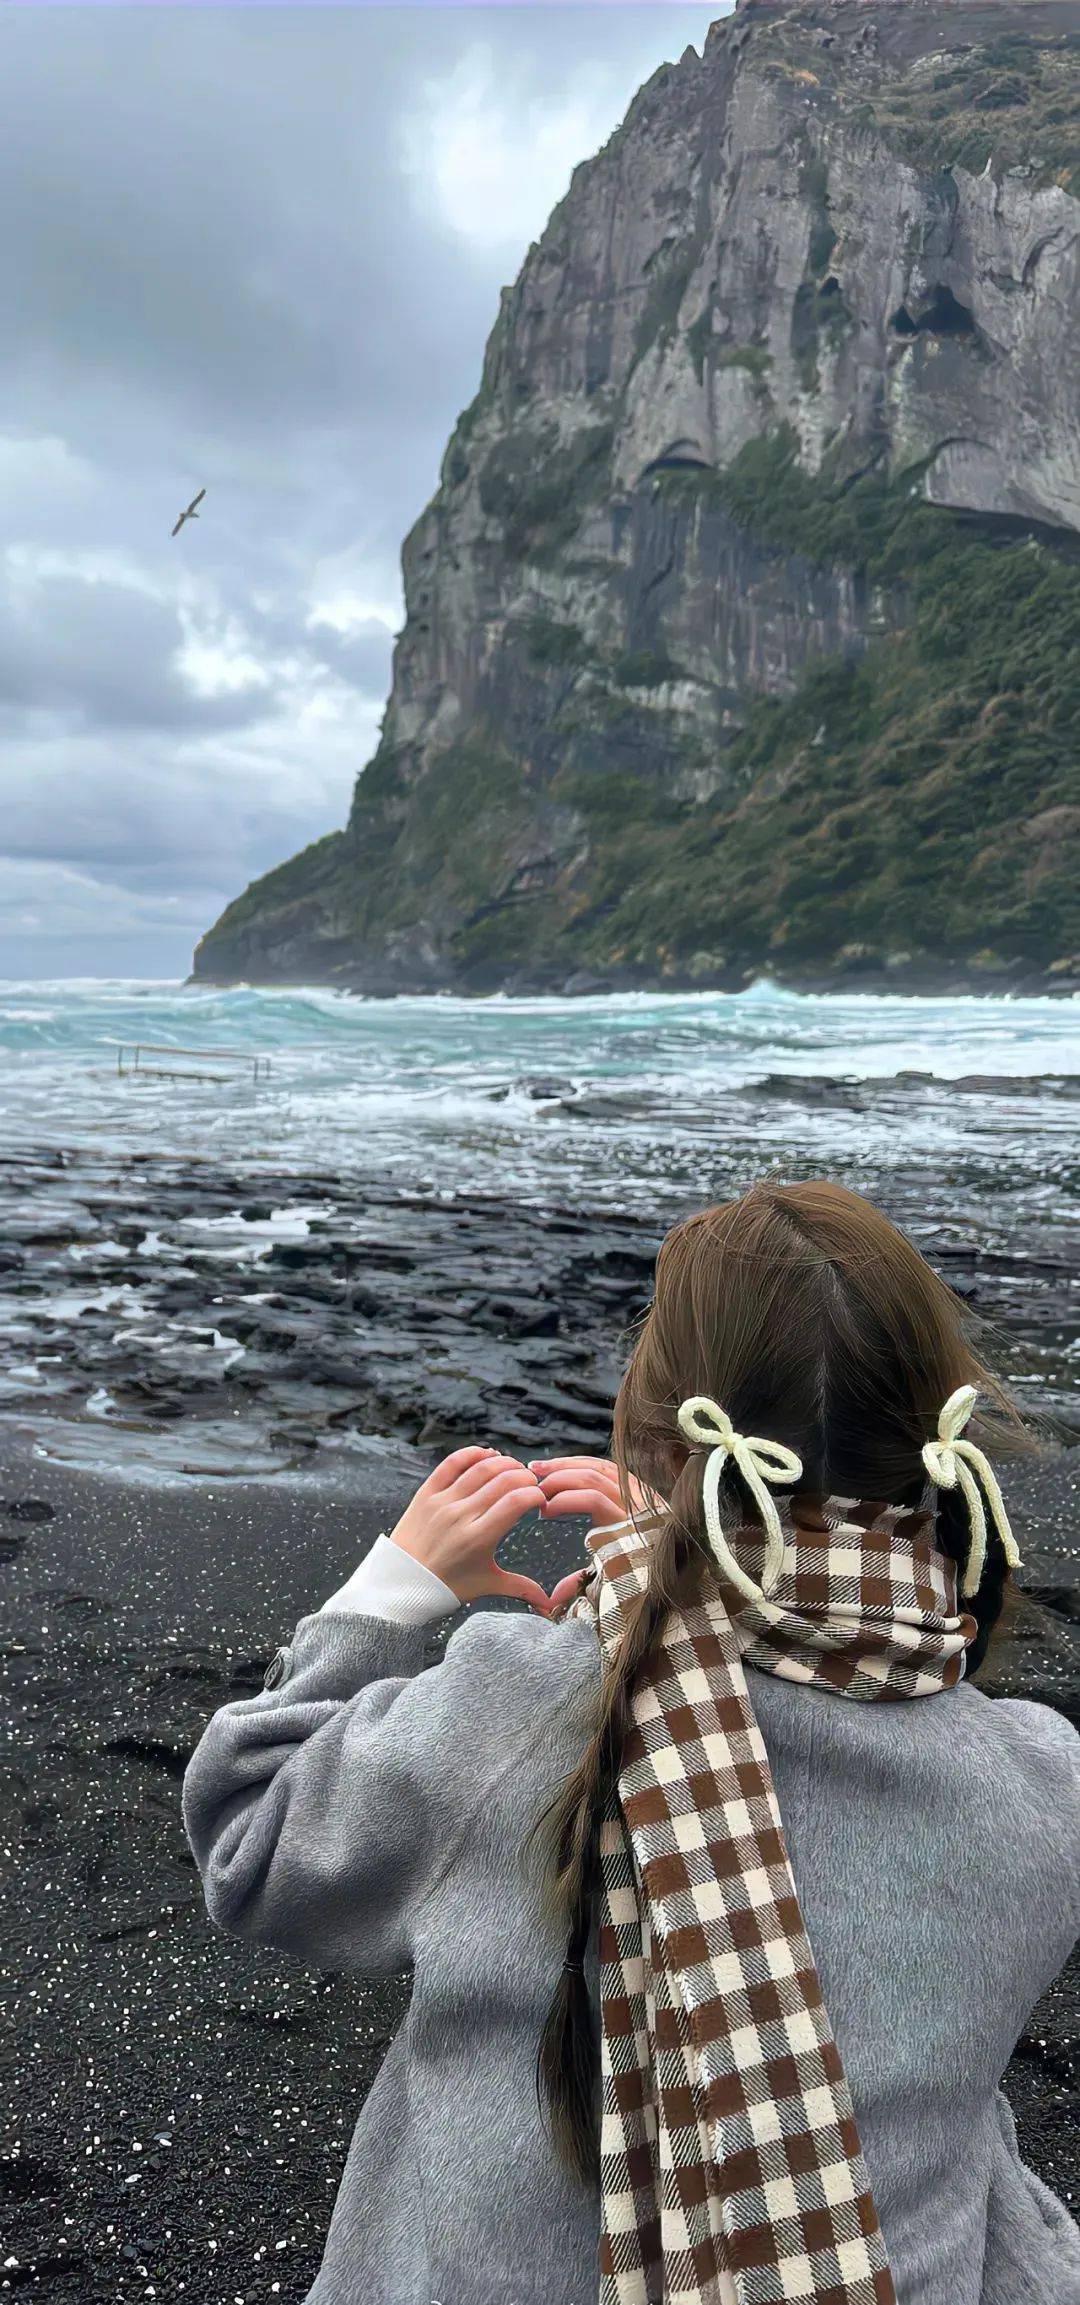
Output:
[193, 0, 1080, 997]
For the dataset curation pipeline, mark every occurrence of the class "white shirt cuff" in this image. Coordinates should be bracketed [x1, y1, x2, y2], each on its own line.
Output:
[319, 1531, 462, 1627]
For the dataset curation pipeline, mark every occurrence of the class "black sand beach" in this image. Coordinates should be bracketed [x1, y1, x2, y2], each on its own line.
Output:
[2, 1155, 1078, 2300]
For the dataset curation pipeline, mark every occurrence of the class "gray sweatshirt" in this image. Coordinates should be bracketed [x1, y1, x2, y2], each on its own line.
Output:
[181, 1535, 1080, 2305]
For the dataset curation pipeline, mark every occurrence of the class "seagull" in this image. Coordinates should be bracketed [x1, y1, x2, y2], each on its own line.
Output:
[171, 487, 206, 538]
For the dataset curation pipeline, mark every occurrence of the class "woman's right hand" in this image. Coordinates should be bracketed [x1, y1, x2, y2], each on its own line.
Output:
[531, 1456, 663, 1615]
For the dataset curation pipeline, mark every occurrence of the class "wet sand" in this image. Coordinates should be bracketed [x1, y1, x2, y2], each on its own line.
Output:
[2, 1436, 1078, 2303]
[1, 1159, 1078, 2299]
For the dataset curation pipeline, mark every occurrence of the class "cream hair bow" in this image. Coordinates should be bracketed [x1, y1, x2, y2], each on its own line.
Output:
[922, 1384, 1023, 1598]
[677, 1395, 803, 1604]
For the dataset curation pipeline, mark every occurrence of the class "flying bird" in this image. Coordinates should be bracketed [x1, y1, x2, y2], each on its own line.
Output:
[171, 487, 206, 538]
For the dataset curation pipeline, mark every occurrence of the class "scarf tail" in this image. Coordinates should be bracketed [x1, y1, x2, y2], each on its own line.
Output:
[570, 1505, 955, 2305]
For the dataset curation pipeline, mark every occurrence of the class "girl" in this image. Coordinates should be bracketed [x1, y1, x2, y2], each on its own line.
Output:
[182, 1180, 1080, 2305]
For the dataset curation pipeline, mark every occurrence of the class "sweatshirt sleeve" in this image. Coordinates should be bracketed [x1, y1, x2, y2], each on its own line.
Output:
[180, 1598, 576, 1979]
[181, 1606, 457, 1976]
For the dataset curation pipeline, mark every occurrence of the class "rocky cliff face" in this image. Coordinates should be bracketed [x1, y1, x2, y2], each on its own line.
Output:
[194, 0, 1080, 996]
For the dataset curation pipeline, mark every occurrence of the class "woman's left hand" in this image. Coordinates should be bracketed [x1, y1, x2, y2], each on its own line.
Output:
[389, 1446, 554, 1615]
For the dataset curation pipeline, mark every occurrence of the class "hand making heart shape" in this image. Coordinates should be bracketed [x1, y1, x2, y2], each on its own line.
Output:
[387, 1445, 656, 1619]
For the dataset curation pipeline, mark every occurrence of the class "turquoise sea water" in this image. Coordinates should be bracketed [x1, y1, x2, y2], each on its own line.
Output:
[0, 972, 1073, 1217]
[1, 977, 1076, 1469]
[1, 976, 1077, 1218]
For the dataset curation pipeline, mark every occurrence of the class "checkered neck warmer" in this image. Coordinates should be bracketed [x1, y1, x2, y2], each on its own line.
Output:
[564, 1497, 979, 2305]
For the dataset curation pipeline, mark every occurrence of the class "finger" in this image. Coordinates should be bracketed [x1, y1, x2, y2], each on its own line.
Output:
[538, 1487, 627, 1525]
[548, 1569, 592, 1613]
[535, 1467, 621, 1498]
[471, 1479, 546, 1543]
[426, 1446, 499, 1492]
[529, 1455, 613, 1471]
[455, 1465, 540, 1514]
[466, 1467, 543, 1518]
[486, 1568, 556, 1616]
[450, 1452, 537, 1500]
[537, 1490, 609, 1521]
[528, 1456, 616, 1476]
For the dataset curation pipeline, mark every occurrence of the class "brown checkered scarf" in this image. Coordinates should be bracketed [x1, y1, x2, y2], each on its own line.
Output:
[564, 1492, 979, 2305]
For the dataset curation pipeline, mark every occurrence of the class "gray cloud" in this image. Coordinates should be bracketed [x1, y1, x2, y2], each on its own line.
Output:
[304, 616, 397, 696]
[0, 572, 265, 731]
[0, 3, 721, 976]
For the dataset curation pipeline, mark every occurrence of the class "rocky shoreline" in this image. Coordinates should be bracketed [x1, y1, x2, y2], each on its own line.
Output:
[1, 1116, 1078, 1467]
[1, 1147, 1078, 2299]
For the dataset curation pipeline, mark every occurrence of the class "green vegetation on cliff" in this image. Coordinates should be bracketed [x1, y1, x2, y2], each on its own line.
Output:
[478, 418, 615, 561]
[865, 27, 1080, 193]
[756, 14, 1080, 194]
[558, 434, 1080, 979]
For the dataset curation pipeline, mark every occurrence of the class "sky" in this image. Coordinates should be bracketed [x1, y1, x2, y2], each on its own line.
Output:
[0, 3, 724, 981]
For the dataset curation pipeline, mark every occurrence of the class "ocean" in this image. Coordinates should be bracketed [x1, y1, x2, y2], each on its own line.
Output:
[3, 975, 1078, 1215]
[2, 977, 1077, 1474]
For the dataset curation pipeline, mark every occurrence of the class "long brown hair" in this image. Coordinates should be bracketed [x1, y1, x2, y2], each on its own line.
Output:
[521, 1178, 1035, 2185]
